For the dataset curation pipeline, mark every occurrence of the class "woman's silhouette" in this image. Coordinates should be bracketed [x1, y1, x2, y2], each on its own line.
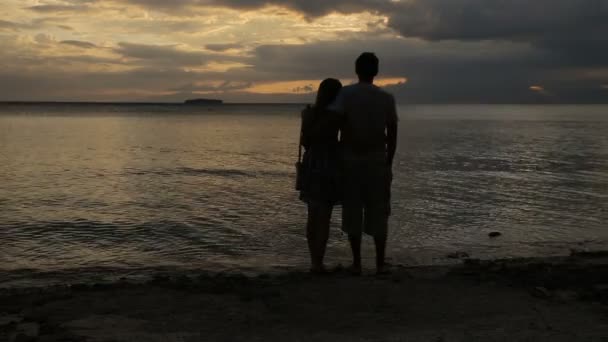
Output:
[298, 78, 343, 273]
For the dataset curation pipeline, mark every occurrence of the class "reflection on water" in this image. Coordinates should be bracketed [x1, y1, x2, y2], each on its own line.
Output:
[0, 104, 607, 284]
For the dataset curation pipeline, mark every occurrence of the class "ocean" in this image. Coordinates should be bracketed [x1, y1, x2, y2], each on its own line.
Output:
[1, 103, 607, 286]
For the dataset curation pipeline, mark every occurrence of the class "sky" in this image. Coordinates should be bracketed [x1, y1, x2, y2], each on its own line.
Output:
[0, 0, 607, 103]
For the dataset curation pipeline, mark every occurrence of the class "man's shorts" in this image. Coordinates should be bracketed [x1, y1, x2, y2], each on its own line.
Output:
[341, 159, 392, 238]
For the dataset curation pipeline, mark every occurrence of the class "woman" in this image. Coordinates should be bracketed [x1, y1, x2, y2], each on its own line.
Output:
[298, 78, 343, 273]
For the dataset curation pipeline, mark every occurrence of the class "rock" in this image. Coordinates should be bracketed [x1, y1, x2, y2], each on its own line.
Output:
[70, 283, 89, 291]
[11, 333, 33, 342]
[150, 274, 170, 284]
[554, 290, 579, 301]
[10, 322, 40, 342]
[0, 314, 23, 326]
[531, 286, 552, 299]
[570, 250, 608, 258]
[21, 308, 47, 323]
[37, 332, 87, 342]
[463, 258, 481, 266]
[488, 232, 502, 238]
[447, 252, 470, 259]
[592, 284, 608, 301]
[593, 284, 608, 292]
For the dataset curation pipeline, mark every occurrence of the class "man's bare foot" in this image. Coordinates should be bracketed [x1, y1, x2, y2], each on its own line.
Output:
[349, 264, 362, 276]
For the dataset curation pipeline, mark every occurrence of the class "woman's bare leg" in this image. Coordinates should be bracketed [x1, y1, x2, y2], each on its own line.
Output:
[307, 203, 332, 272]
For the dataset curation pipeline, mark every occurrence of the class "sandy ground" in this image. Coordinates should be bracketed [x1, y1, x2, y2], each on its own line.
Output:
[2, 253, 608, 342]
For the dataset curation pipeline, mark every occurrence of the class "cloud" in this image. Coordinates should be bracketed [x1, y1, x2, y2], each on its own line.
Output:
[386, 0, 608, 41]
[60, 40, 97, 49]
[0, 19, 51, 31]
[26, 4, 91, 13]
[385, 0, 608, 69]
[114, 42, 243, 66]
[292, 84, 313, 93]
[170, 80, 253, 92]
[205, 43, 243, 52]
[34, 33, 56, 45]
[120, 0, 391, 17]
[0, 20, 21, 31]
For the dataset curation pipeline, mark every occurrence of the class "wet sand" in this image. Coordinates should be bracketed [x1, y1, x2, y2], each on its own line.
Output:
[2, 252, 608, 341]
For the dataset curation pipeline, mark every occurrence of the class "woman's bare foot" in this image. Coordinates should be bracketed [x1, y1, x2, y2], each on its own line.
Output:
[376, 263, 392, 276]
[310, 264, 328, 275]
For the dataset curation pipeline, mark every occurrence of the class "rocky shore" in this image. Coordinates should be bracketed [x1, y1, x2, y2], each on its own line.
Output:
[2, 252, 608, 341]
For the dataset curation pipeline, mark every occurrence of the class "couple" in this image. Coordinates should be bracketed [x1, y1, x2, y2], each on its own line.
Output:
[298, 52, 398, 275]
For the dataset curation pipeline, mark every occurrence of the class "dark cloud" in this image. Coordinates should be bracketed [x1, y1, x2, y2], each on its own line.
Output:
[386, 0, 608, 69]
[250, 38, 543, 79]
[0, 20, 21, 31]
[26, 4, 91, 13]
[60, 40, 97, 49]
[386, 0, 608, 42]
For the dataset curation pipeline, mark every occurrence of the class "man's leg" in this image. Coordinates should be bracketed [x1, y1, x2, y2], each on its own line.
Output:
[365, 206, 389, 274]
[364, 162, 391, 274]
[343, 201, 363, 275]
[374, 231, 387, 274]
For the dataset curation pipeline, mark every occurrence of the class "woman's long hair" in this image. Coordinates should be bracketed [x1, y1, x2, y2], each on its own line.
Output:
[314, 78, 342, 111]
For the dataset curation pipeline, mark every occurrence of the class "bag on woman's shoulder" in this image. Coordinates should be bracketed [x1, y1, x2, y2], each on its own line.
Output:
[295, 130, 307, 191]
[295, 106, 312, 191]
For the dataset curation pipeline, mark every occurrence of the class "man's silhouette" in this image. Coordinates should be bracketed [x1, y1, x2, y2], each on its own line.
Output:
[331, 52, 398, 275]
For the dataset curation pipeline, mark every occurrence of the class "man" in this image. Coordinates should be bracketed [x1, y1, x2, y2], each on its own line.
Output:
[331, 52, 398, 275]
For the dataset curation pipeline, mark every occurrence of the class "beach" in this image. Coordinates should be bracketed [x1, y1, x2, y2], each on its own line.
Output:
[2, 252, 608, 342]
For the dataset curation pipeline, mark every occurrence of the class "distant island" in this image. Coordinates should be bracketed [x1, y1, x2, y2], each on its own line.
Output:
[184, 98, 223, 105]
